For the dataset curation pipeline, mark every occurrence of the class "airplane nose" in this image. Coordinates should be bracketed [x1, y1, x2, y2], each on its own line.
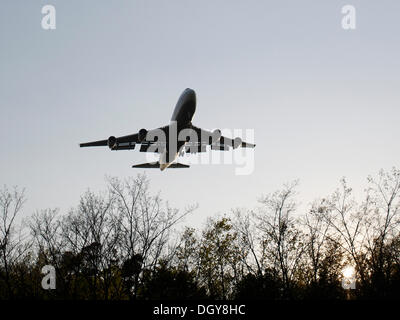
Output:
[185, 88, 196, 102]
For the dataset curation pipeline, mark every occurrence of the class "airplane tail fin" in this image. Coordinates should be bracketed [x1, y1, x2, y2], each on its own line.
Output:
[132, 162, 190, 169]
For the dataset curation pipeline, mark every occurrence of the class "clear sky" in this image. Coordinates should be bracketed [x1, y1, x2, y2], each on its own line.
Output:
[1, 1, 400, 228]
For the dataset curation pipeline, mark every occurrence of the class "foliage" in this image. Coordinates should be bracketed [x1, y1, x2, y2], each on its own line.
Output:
[1, 169, 400, 300]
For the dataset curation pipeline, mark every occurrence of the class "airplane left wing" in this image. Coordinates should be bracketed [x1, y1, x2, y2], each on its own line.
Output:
[190, 125, 255, 149]
[219, 136, 256, 149]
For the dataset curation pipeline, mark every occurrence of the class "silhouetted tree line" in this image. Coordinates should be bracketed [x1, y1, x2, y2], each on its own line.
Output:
[1, 169, 400, 300]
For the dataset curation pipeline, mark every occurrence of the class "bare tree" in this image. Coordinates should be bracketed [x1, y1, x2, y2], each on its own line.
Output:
[302, 198, 333, 285]
[30, 209, 62, 265]
[107, 174, 195, 298]
[62, 190, 120, 299]
[255, 181, 305, 298]
[318, 178, 369, 286]
[366, 169, 400, 264]
[232, 209, 263, 276]
[362, 168, 400, 295]
[0, 186, 27, 298]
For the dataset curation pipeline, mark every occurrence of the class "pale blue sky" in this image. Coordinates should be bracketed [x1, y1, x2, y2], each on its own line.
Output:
[1, 1, 400, 227]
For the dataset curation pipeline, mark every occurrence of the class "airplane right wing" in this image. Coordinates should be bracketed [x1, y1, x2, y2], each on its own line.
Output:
[80, 133, 139, 149]
[80, 126, 169, 151]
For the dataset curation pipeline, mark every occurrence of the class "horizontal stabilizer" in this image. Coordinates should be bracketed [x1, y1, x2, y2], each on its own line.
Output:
[132, 162, 189, 169]
[168, 163, 190, 168]
[132, 162, 159, 168]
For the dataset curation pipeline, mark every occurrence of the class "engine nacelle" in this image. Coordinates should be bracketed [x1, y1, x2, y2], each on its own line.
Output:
[233, 137, 242, 149]
[210, 129, 222, 144]
[108, 136, 117, 149]
[138, 128, 148, 142]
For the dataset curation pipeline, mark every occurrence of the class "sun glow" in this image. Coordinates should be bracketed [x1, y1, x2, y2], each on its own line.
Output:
[342, 265, 355, 279]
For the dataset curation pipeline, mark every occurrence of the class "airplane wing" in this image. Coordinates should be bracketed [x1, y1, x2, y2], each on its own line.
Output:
[79, 139, 108, 147]
[190, 125, 256, 149]
[79, 133, 138, 148]
[80, 126, 169, 151]
[218, 136, 256, 149]
[80, 125, 255, 151]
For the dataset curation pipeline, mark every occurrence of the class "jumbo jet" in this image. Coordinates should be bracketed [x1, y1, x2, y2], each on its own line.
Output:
[80, 88, 255, 170]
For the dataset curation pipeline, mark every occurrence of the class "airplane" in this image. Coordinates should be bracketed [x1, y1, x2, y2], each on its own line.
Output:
[80, 88, 255, 170]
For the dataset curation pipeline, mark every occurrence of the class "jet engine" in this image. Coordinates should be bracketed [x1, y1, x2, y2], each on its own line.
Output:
[210, 129, 222, 144]
[108, 136, 117, 149]
[233, 137, 242, 149]
[138, 128, 148, 142]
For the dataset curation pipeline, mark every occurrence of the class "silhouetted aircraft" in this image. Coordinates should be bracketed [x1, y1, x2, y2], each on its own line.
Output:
[80, 88, 255, 170]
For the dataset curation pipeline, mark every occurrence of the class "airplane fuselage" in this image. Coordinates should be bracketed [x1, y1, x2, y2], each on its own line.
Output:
[160, 88, 197, 170]
[171, 88, 196, 126]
